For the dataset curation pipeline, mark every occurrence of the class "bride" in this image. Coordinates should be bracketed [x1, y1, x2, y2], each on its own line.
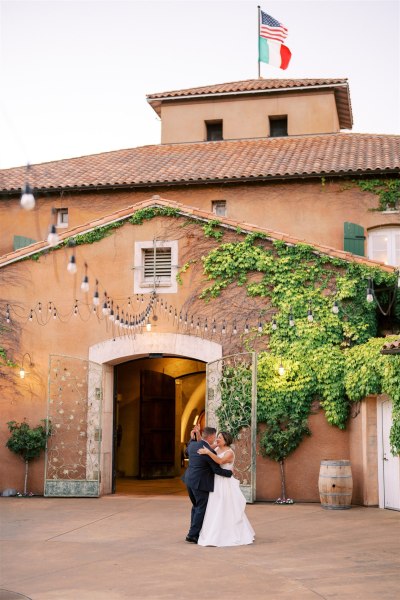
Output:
[196, 431, 255, 547]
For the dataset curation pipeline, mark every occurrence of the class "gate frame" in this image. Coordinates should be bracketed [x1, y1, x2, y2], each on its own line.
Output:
[206, 351, 257, 503]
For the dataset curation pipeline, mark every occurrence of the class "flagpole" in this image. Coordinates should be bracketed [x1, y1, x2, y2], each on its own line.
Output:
[257, 5, 261, 78]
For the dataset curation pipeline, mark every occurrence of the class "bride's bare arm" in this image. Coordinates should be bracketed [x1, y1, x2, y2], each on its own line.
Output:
[197, 447, 234, 464]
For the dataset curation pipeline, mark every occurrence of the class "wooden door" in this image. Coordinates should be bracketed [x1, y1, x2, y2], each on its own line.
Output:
[139, 370, 176, 478]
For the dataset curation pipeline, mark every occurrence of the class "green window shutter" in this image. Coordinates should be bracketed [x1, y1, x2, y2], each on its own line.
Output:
[344, 222, 365, 256]
[13, 235, 37, 251]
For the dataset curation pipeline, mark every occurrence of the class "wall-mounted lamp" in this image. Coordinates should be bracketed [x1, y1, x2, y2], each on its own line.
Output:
[19, 352, 33, 379]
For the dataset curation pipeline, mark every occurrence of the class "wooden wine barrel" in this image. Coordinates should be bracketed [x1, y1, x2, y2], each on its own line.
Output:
[318, 460, 353, 509]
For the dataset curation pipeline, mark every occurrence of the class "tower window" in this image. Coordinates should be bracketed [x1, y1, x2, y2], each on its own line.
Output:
[206, 120, 223, 141]
[269, 116, 288, 137]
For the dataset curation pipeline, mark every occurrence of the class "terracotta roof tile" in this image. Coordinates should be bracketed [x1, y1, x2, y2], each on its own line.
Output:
[0, 196, 396, 275]
[381, 338, 400, 354]
[1, 134, 398, 194]
[146, 78, 349, 98]
[146, 78, 353, 129]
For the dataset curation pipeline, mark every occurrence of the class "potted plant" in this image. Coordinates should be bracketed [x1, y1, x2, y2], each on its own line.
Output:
[5, 419, 51, 496]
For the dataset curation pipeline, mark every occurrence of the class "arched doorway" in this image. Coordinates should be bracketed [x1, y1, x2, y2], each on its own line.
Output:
[89, 333, 222, 495]
[114, 355, 206, 493]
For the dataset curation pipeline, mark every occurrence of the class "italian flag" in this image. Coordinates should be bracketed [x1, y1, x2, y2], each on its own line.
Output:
[259, 37, 291, 70]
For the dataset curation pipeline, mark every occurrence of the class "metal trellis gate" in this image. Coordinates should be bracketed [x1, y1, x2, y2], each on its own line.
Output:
[206, 352, 257, 503]
[44, 355, 103, 497]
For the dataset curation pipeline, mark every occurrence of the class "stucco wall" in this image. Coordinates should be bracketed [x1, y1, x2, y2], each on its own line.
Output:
[160, 91, 340, 143]
[1, 180, 398, 259]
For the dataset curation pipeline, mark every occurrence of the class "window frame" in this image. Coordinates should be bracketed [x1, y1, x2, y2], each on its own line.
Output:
[134, 240, 178, 294]
[205, 120, 223, 141]
[367, 226, 400, 267]
[56, 208, 69, 228]
[269, 115, 288, 138]
[212, 200, 227, 217]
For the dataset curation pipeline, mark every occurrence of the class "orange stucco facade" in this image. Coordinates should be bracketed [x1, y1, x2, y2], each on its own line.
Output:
[159, 90, 340, 143]
[1, 180, 399, 259]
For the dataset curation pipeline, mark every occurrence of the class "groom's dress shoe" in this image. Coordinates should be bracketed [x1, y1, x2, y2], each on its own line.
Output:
[185, 536, 198, 544]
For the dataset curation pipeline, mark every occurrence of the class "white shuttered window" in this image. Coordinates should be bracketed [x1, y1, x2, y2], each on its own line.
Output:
[143, 247, 172, 284]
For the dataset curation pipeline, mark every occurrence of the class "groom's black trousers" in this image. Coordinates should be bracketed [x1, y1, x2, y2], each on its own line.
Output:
[186, 485, 209, 539]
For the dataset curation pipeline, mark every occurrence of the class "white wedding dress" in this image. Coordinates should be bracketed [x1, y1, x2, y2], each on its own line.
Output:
[198, 450, 255, 547]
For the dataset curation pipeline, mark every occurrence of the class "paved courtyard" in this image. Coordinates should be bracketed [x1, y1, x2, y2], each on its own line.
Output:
[0, 493, 399, 600]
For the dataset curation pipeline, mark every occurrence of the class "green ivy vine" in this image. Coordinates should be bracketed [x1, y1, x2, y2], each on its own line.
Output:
[197, 234, 400, 455]
[356, 178, 400, 211]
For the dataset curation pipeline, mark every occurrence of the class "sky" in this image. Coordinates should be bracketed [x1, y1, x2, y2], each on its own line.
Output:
[0, 0, 399, 169]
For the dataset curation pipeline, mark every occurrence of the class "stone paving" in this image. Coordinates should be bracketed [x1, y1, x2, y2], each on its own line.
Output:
[0, 493, 399, 600]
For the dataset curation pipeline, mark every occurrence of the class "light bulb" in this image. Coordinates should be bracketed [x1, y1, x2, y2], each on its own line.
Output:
[332, 301, 339, 315]
[146, 320, 152, 332]
[278, 363, 285, 376]
[289, 316, 295, 327]
[47, 225, 59, 247]
[67, 255, 77, 274]
[272, 319, 277, 330]
[81, 276, 89, 293]
[258, 322, 263, 333]
[102, 303, 108, 315]
[366, 290, 374, 303]
[19, 368, 25, 379]
[244, 323, 249, 334]
[20, 184, 35, 210]
[307, 310, 314, 323]
[93, 292, 100, 306]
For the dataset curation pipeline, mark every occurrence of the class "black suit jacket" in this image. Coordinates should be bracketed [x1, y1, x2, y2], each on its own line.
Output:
[183, 439, 232, 492]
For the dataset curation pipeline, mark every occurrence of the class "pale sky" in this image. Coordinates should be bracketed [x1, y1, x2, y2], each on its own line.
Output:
[0, 0, 399, 169]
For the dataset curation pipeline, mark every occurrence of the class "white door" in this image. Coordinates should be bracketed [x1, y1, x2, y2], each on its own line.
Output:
[382, 399, 400, 510]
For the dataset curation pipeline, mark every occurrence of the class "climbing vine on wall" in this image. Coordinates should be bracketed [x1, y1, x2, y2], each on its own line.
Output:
[356, 178, 400, 211]
[196, 233, 400, 454]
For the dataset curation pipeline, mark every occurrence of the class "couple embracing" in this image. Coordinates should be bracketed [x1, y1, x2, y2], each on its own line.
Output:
[183, 425, 255, 547]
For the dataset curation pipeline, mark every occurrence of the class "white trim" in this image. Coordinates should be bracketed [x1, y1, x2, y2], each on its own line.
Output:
[89, 332, 222, 365]
[133, 240, 178, 294]
[90, 333, 223, 494]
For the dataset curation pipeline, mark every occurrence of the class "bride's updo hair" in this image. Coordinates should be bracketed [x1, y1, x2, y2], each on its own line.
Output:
[219, 431, 233, 446]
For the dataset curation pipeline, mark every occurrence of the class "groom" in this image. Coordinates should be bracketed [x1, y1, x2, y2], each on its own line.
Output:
[183, 425, 232, 543]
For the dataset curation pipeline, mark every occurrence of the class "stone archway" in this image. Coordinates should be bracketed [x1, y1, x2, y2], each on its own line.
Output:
[89, 333, 223, 494]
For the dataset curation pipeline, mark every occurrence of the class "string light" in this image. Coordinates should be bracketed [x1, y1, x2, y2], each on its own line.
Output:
[67, 255, 77, 274]
[332, 301, 339, 314]
[307, 302, 314, 323]
[20, 165, 35, 210]
[81, 263, 89, 293]
[278, 361, 285, 376]
[271, 318, 277, 330]
[93, 280, 100, 306]
[233, 321, 237, 335]
[289, 308, 295, 327]
[244, 322, 249, 334]
[47, 224, 59, 247]
[258, 320, 263, 333]
[366, 278, 374, 303]
[20, 184, 35, 210]
[146, 318, 152, 332]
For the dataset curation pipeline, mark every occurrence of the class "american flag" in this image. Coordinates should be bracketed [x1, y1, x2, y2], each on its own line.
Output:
[259, 10, 288, 44]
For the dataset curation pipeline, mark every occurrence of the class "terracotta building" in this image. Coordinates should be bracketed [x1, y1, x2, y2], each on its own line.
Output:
[0, 78, 399, 506]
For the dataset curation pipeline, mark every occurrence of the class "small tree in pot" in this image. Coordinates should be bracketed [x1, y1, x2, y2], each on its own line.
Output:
[6, 419, 51, 495]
